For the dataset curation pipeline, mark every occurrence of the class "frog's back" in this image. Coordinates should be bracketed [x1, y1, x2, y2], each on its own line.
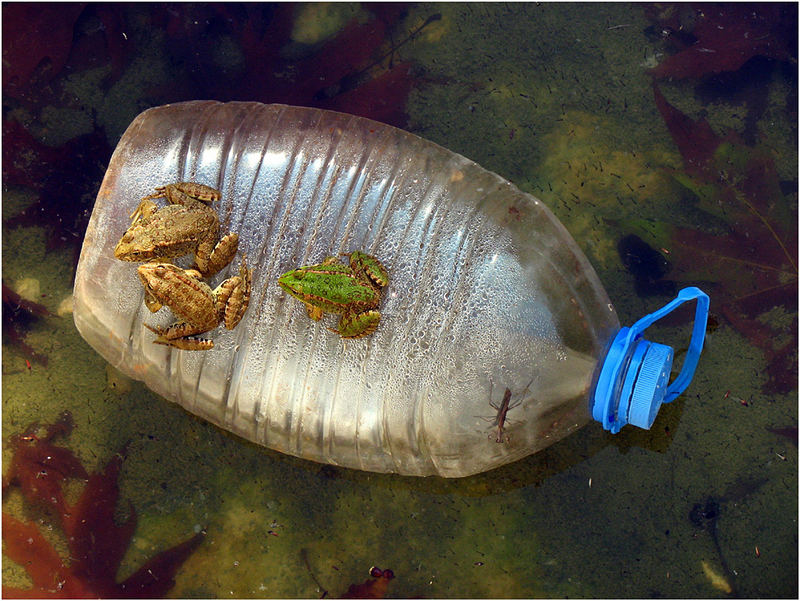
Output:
[115, 204, 217, 261]
[74, 101, 619, 477]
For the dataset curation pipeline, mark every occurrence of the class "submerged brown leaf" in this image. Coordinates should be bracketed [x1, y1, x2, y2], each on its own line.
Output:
[653, 83, 797, 394]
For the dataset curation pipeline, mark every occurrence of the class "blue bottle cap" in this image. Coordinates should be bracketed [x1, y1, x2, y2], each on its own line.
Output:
[592, 287, 709, 434]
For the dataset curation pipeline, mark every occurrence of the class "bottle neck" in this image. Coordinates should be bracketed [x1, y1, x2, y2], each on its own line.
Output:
[591, 288, 710, 433]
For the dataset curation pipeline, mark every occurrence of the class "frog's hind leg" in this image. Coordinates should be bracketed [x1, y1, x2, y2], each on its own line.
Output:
[144, 322, 214, 350]
[335, 310, 381, 339]
[195, 232, 239, 278]
[348, 251, 389, 288]
[165, 183, 221, 206]
[214, 259, 252, 330]
[141, 183, 220, 207]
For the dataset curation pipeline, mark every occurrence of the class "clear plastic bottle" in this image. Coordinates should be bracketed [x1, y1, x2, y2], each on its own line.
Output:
[73, 101, 708, 477]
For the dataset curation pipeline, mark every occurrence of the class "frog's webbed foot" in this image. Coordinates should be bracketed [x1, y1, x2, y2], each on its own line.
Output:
[144, 322, 214, 350]
[195, 232, 239, 278]
[140, 186, 169, 204]
[335, 310, 381, 339]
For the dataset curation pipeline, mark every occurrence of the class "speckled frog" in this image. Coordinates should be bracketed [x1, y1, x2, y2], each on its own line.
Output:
[138, 259, 252, 350]
[114, 182, 238, 278]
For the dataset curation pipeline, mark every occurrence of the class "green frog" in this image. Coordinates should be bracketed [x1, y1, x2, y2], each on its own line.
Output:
[277, 251, 389, 339]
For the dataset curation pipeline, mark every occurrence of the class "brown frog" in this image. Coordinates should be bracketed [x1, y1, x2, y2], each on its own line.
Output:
[138, 258, 252, 350]
[114, 183, 239, 278]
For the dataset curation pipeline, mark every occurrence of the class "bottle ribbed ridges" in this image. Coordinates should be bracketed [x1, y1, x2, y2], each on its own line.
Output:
[76, 101, 617, 476]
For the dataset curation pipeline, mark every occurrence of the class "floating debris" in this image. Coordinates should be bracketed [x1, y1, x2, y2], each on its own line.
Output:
[701, 560, 732, 594]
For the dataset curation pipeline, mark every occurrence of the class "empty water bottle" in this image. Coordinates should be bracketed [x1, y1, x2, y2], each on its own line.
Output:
[73, 101, 709, 477]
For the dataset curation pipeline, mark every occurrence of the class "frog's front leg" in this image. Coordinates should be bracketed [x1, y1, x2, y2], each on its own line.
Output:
[213, 260, 252, 330]
[305, 304, 324, 321]
[143, 289, 163, 313]
[335, 310, 381, 339]
[144, 322, 215, 350]
[129, 199, 159, 223]
[195, 232, 240, 277]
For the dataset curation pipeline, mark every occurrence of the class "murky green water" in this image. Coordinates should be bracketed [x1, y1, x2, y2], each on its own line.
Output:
[3, 3, 796, 598]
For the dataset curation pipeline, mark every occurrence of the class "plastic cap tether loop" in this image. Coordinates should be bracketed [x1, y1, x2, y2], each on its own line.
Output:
[592, 287, 710, 433]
